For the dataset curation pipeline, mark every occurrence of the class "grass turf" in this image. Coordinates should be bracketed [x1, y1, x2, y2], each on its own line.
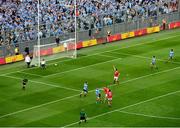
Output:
[0, 28, 180, 127]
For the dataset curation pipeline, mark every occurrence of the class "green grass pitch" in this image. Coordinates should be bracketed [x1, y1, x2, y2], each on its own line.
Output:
[0, 29, 180, 127]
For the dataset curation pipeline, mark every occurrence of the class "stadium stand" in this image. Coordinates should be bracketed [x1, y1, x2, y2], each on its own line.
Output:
[0, 0, 178, 46]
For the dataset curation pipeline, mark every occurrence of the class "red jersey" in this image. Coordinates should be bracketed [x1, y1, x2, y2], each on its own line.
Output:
[107, 91, 112, 98]
[114, 70, 120, 77]
[103, 87, 110, 94]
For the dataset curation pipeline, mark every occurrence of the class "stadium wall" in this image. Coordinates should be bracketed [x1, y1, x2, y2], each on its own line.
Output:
[0, 21, 180, 65]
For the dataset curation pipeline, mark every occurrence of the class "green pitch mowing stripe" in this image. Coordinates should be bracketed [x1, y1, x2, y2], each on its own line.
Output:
[64, 90, 180, 127]
[1, 33, 180, 78]
[0, 29, 180, 127]
[3, 75, 81, 92]
[118, 110, 180, 120]
[2, 33, 178, 81]
[0, 66, 180, 126]
[110, 52, 180, 65]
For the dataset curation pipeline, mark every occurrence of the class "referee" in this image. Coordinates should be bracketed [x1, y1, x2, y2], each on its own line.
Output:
[22, 78, 28, 90]
[79, 109, 87, 124]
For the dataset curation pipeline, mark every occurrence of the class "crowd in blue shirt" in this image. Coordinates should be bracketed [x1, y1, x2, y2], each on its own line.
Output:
[0, 0, 178, 46]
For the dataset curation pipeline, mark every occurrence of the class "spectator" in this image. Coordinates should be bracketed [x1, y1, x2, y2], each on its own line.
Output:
[55, 36, 60, 46]
[107, 30, 111, 43]
[24, 44, 29, 55]
[162, 19, 167, 30]
[0, 0, 179, 46]
[14, 45, 19, 55]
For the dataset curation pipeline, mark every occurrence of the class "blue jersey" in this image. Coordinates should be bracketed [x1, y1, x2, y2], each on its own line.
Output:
[83, 83, 88, 91]
[152, 57, 156, 64]
[95, 89, 100, 97]
[169, 51, 174, 57]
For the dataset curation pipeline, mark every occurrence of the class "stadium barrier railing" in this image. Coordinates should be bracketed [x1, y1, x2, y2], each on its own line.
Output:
[1, 23, 179, 65]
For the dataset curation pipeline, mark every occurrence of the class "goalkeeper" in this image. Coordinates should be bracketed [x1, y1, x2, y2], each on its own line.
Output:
[40, 59, 46, 69]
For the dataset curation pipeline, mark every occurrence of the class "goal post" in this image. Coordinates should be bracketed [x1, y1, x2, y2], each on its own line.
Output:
[31, 38, 77, 67]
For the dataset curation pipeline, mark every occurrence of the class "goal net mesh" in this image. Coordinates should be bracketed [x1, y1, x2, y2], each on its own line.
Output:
[31, 38, 76, 66]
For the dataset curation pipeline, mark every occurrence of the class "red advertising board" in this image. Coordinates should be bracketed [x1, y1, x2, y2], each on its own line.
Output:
[67, 42, 76, 50]
[107, 33, 121, 42]
[76, 42, 83, 49]
[134, 28, 147, 36]
[97, 37, 107, 44]
[169, 21, 180, 29]
[40, 48, 53, 56]
[0, 58, 6, 65]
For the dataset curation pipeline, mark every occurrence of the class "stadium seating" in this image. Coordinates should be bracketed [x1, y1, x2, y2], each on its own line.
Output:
[0, 0, 179, 46]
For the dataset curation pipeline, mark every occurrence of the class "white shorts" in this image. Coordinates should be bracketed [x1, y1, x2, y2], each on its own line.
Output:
[108, 98, 112, 101]
[114, 76, 119, 81]
[169, 55, 173, 58]
[105, 94, 108, 98]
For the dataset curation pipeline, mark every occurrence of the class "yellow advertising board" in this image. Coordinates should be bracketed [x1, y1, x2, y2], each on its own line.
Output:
[82, 39, 97, 47]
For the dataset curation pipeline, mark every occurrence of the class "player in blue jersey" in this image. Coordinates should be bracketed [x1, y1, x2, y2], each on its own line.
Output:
[168, 49, 175, 62]
[95, 88, 101, 104]
[150, 56, 158, 70]
[80, 81, 88, 97]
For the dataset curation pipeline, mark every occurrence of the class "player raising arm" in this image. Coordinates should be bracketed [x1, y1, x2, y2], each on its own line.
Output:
[113, 65, 120, 84]
[80, 81, 88, 97]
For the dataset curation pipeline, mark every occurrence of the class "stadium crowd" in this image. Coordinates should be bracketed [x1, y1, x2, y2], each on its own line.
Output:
[0, 0, 179, 46]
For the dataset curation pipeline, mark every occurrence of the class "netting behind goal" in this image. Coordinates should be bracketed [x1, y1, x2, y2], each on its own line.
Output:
[31, 38, 76, 66]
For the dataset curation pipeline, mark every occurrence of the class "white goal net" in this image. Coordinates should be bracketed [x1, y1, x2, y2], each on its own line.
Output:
[31, 38, 76, 67]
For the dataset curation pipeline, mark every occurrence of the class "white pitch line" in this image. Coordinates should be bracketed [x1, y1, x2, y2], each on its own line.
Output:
[98, 54, 119, 59]
[64, 90, 180, 127]
[0, 66, 180, 120]
[1, 35, 179, 77]
[17, 71, 42, 77]
[0, 94, 80, 120]
[3, 57, 121, 91]
[111, 52, 180, 65]
[37, 35, 180, 78]
[3, 75, 81, 92]
[118, 110, 180, 120]
[43, 57, 122, 78]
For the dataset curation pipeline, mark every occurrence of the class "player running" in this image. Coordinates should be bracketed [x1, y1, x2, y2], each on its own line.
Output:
[113, 65, 120, 84]
[167, 49, 175, 62]
[79, 109, 87, 124]
[22, 78, 28, 90]
[80, 81, 88, 97]
[150, 56, 158, 70]
[95, 88, 101, 104]
[107, 89, 113, 107]
[103, 87, 110, 103]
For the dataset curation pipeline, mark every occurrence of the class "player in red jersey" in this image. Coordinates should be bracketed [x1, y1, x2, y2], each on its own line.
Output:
[103, 87, 110, 103]
[113, 65, 120, 84]
[107, 89, 113, 107]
